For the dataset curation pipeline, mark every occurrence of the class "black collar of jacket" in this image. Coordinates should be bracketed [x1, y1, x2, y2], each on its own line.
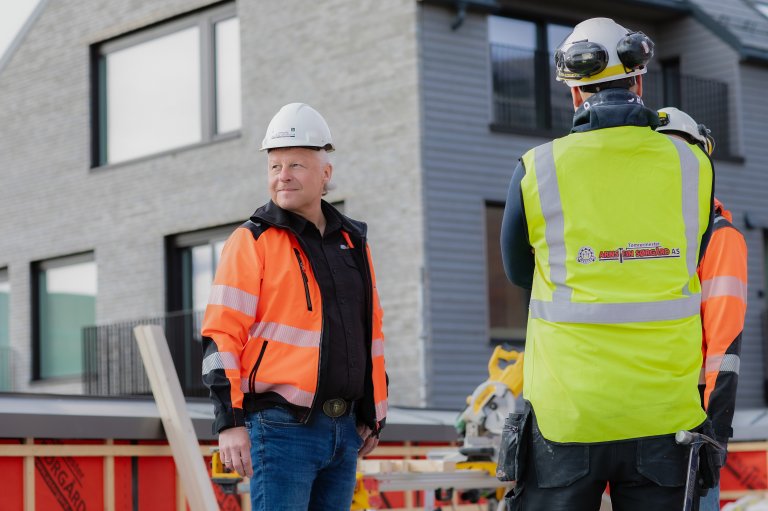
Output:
[571, 88, 660, 134]
[250, 200, 368, 242]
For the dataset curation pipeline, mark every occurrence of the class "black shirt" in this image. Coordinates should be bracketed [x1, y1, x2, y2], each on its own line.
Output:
[285, 204, 367, 403]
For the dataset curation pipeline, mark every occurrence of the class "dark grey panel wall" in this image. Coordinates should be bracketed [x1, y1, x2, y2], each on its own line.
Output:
[419, 5, 550, 409]
[419, 3, 768, 410]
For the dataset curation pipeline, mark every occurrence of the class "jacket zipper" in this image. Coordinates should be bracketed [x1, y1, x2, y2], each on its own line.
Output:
[293, 248, 313, 311]
[248, 340, 269, 394]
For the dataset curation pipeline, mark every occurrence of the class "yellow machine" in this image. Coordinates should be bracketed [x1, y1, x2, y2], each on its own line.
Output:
[456, 346, 524, 461]
[210, 448, 243, 494]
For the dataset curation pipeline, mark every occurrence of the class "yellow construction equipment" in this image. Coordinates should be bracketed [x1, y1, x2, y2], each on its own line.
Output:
[210, 448, 243, 494]
[456, 346, 524, 461]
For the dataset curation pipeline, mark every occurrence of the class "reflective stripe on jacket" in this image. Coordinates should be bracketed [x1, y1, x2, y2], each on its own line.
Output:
[698, 198, 747, 442]
[520, 126, 713, 443]
[201, 201, 387, 434]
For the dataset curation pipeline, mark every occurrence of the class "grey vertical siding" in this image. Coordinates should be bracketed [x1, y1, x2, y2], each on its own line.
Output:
[419, 5, 547, 408]
[419, 2, 768, 410]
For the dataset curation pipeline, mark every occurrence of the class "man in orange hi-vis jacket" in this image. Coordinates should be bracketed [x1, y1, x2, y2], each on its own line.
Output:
[696, 196, 748, 509]
[658, 108, 748, 510]
[201, 103, 388, 511]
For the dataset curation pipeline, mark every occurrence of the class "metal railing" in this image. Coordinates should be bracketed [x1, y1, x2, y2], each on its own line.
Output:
[0, 346, 12, 392]
[642, 71, 732, 157]
[490, 44, 733, 156]
[82, 310, 206, 397]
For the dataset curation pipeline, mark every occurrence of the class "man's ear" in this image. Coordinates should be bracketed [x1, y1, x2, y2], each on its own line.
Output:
[571, 87, 584, 111]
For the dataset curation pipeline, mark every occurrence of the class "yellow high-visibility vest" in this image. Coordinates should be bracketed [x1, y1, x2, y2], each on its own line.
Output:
[520, 126, 712, 443]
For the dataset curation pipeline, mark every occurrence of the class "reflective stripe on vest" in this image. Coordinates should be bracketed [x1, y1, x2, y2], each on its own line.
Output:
[529, 139, 701, 324]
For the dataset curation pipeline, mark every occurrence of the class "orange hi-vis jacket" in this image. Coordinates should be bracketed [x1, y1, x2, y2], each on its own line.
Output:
[698, 198, 747, 443]
[201, 201, 388, 434]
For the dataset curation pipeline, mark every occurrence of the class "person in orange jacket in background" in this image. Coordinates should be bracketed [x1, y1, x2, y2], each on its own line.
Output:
[658, 107, 749, 511]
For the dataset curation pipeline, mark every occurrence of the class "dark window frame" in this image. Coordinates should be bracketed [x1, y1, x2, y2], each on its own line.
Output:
[31, 252, 96, 381]
[90, 1, 239, 168]
[485, 200, 530, 347]
[488, 14, 574, 137]
[165, 223, 240, 314]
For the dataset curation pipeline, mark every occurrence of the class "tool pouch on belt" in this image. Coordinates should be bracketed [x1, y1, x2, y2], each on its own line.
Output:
[496, 402, 532, 482]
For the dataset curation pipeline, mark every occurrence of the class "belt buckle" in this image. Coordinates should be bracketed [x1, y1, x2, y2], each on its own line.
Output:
[322, 398, 347, 418]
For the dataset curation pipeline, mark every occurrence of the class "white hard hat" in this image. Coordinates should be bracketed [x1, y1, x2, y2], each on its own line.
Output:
[260, 103, 335, 152]
[555, 17, 654, 87]
[657, 107, 715, 155]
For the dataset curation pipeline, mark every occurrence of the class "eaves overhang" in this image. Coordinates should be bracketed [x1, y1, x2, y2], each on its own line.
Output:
[418, 0, 768, 65]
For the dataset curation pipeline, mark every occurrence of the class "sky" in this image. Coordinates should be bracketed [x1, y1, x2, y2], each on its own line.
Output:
[0, 0, 41, 61]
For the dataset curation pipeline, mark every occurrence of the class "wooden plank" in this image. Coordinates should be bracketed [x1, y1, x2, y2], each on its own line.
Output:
[176, 472, 186, 511]
[23, 438, 34, 511]
[133, 325, 219, 511]
[358, 459, 457, 474]
[104, 439, 115, 511]
[0, 443, 213, 457]
[728, 442, 768, 452]
[720, 489, 768, 499]
[370, 445, 450, 457]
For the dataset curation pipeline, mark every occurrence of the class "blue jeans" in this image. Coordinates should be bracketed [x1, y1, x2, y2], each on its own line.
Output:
[699, 483, 721, 511]
[245, 406, 363, 511]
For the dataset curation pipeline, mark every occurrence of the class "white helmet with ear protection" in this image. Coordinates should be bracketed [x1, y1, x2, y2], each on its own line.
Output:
[555, 17, 654, 88]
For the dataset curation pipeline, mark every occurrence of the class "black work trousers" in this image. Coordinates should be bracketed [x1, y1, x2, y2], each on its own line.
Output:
[508, 418, 694, 511]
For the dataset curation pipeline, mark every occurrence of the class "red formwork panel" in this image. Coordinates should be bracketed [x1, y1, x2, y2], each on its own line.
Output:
[721, 449, 768, 492]
[0, 439, 24, 510]
[0, 438, 240, 511]
[34, 439, 105, 511]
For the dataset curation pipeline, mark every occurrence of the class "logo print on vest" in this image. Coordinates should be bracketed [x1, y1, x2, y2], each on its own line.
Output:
[597, 242, 681, 263]
[577, 246, 596, 264]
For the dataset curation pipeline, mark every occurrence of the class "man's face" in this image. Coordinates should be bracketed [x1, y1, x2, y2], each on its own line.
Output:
[268, 147, 331, 218]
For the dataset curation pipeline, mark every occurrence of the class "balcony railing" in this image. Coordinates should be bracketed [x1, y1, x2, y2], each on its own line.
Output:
[490, 44, 734, 157]
[82, 310, 206, 398]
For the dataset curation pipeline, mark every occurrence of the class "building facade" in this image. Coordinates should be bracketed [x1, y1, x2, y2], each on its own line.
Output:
[1, 0, 766, 415]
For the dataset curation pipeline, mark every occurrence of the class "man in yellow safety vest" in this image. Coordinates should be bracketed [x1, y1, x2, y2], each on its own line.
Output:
[499, 17, 715, 510]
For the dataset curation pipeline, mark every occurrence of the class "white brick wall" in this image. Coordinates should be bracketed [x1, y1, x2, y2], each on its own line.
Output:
[0, 0, 425, 404]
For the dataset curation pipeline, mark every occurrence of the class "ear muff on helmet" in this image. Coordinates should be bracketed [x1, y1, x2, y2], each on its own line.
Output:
[616, 31, 654, 72]
[555, 41, 609, 80]
[555, 30, 655, 81]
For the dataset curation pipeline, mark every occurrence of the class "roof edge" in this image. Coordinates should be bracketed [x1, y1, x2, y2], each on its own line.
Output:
[0, 0, 50, 76]
[684, 1, 768, 65]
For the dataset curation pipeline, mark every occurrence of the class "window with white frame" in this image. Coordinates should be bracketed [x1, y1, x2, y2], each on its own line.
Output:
[93, 3, 240, 166]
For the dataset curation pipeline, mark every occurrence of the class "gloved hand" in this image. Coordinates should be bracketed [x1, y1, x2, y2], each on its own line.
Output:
[697, 422, 726, 491]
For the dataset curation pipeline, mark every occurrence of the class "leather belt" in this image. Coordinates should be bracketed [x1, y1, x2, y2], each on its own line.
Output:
[322, 398, 354, 418]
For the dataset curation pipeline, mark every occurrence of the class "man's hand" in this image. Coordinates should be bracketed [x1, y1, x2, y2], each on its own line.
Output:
[356, 423, 379, 457]
[218, 426, 253, 478]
